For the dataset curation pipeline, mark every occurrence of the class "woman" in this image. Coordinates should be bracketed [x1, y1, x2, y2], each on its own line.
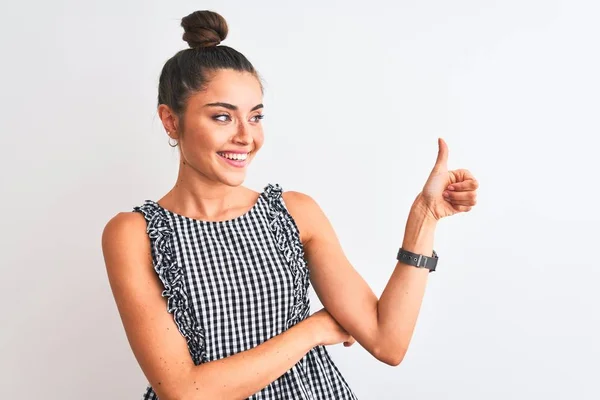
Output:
[101, 10, 479, 400]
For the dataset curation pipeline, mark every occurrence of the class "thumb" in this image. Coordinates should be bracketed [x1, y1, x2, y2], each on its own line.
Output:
[432, 137, 449, 172]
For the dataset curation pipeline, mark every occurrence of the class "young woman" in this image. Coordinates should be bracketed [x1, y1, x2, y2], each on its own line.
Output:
[101, 10, 479, 400]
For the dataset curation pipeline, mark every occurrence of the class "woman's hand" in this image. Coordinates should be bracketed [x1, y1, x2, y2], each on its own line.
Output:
[308, 308, 356, 347]
[417, 138, 479, 221]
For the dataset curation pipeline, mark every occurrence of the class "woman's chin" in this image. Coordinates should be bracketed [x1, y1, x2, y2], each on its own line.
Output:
[217, 170, 247, 187]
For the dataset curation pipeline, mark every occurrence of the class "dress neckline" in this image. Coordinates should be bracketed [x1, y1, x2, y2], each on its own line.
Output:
[151, 188, 266, 224]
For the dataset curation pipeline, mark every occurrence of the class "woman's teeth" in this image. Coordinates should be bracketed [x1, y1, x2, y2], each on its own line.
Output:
[218, 152, 249, 161]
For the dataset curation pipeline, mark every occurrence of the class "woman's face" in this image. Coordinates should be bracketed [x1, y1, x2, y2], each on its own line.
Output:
[164, 68, 265, 187]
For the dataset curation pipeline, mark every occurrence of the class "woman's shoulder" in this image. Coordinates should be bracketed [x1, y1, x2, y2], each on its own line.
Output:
[101, 211, 150, 263]
[280, 188, 323, 245]
[103, 211, 147, 236]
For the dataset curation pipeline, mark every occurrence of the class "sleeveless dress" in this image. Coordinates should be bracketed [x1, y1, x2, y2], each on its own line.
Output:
[132, 183, 358, 400]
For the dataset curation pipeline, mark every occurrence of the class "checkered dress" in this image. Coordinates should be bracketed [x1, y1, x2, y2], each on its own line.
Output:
[133, 183, 358, 400]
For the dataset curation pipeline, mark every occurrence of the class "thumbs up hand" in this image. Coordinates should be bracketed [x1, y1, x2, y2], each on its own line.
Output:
[416, 138, 479, 221]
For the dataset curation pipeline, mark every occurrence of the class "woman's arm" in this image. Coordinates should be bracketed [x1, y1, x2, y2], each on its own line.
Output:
[376, 195, 437, 365]
[284, 191, 436, 366]
[101, 212, 323, 400]
[285, 139, 477, 367]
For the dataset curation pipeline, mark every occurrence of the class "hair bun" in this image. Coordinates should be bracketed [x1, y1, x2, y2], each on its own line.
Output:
[181, 10, 228, 49]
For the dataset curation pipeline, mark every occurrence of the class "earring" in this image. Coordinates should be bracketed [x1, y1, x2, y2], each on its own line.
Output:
[168, 135, 178, 147]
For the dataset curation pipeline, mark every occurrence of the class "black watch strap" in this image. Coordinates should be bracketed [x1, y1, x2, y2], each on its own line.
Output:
[396, 248, 438, 272]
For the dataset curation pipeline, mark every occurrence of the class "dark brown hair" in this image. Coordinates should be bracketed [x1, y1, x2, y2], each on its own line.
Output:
[158, 10, 262, 130]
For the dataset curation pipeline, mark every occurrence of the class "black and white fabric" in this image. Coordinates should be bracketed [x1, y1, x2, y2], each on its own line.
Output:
[133, 183, 358, 400]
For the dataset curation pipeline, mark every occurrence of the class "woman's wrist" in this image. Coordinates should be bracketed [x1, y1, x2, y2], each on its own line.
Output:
[401, 194, 438, 254]
[411, 192, 439, 224]
[302, 314, 324, 347]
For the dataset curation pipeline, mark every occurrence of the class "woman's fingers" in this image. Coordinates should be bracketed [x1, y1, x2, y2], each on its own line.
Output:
[343, 336, 356, 347]
[452, 205, 473, 212]
[448, 179, 479, 192]
[443, 190, 477, 206]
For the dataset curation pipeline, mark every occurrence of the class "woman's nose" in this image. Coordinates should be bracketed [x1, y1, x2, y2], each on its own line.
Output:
[233, 121, 252, 144]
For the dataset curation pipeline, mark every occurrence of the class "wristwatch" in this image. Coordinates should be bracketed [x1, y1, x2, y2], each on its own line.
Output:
[396, 248, 438, 272]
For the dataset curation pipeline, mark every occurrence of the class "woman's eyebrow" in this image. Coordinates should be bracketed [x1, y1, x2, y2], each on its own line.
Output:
[203, 102, 263, 111]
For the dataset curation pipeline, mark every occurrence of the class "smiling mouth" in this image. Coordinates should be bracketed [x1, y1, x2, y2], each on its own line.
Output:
[217, 151, 251, 167]
[216, 151, 251, 161]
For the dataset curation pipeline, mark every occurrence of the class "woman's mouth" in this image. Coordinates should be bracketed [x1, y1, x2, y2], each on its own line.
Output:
[217, 151, 251, 168]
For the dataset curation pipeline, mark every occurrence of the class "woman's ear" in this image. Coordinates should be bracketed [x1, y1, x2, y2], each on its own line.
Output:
[157, 104, 180, 139]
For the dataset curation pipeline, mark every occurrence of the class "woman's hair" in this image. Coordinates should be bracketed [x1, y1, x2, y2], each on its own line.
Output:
[158, 10, 261, 130]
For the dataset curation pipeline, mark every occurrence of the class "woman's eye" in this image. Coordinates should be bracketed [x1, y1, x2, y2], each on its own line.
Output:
[213, 114, 231, 122]
[213, 114, 264, 123]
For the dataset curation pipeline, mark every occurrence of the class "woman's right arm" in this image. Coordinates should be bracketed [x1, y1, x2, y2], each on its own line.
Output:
[101, 212, 341, 400]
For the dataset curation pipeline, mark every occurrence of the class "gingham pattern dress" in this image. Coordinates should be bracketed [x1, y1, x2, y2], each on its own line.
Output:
[133, 183, 358, 400]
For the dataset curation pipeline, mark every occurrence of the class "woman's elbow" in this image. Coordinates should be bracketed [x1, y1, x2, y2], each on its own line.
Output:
[374, 346, 407, 367]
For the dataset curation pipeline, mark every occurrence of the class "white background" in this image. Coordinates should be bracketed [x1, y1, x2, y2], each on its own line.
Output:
[1, 0, 598, 398]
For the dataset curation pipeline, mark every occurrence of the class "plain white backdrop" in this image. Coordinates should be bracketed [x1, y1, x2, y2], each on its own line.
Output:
[1, 0, 598, 398]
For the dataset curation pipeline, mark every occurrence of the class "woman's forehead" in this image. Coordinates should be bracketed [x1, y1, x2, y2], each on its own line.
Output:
[190, 69, 262, 108]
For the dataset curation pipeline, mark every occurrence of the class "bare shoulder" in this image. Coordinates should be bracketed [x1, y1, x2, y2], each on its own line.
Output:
[102, 211, 147, 236]
[102, 212, 148, 261]
[101, 211, 153, 286]
[281, 190, 324, 245]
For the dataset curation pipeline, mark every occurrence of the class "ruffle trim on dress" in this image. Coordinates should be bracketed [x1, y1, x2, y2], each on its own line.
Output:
[133, 200, 208, 365]
[263, 183, 311, 329]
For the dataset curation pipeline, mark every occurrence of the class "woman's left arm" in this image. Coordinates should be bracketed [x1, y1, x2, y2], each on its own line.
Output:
[284, 138, 479, 366]
[285, 192, 436, 367]
[375, 198, 437, 366]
